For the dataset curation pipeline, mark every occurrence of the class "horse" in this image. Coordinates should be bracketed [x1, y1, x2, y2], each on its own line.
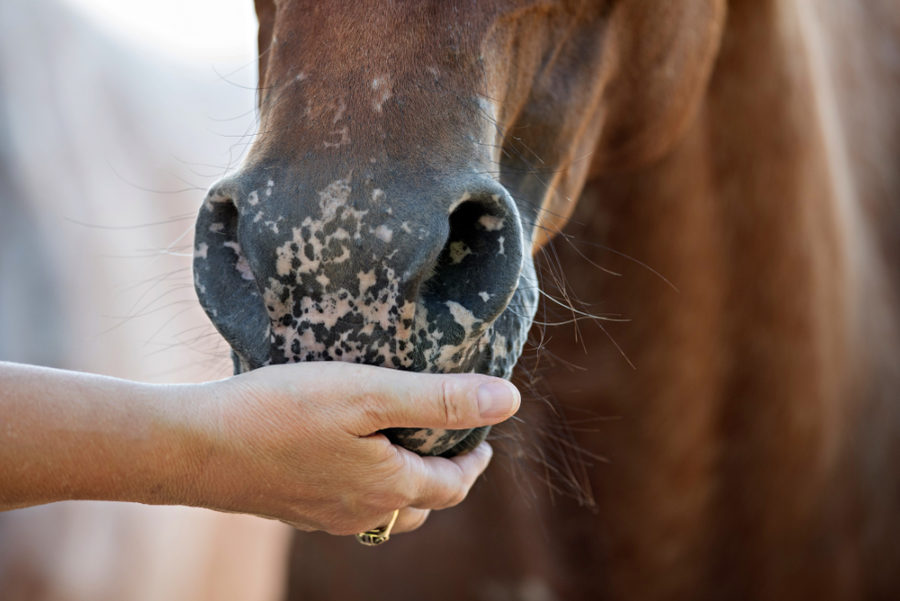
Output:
[193, 1, 900, 599]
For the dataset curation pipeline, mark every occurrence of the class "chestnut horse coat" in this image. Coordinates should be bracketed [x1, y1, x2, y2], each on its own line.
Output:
[256, 2, 900, 600]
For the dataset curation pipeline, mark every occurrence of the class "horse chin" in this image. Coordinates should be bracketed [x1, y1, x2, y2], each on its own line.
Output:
[384, 424, 491, 457]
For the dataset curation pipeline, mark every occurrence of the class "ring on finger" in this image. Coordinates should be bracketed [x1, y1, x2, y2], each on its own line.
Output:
[355, 509, 400, 546]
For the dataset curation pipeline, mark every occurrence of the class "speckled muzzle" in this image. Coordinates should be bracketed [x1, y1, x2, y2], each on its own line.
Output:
[193, 163, 539, 456]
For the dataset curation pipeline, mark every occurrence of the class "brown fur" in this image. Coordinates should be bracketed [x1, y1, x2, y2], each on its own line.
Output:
[247, 1, 900, 599]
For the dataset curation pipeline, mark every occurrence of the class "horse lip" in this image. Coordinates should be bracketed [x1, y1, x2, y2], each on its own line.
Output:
[438, 426, 491, 457]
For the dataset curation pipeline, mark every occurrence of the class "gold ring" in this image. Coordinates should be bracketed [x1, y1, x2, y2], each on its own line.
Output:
[355, 509, 400, 546]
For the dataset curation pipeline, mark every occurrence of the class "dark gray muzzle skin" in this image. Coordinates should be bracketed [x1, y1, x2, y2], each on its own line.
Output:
[193, 160, 538, 456]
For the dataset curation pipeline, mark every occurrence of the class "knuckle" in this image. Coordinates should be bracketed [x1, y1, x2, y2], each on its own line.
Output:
[439, 379, 464, 428]
[381, 448, 410, 481]
[475, 450, 493, 473]
[318, 511, 362, 537]
[387, 489, 413, 510]
[408, 510, 429, 532]
[358, 394, 386, 430]
[341, 506, 391, 535]
[444, 486, 468, 508]
[345, 519, 374, 536]
[367, 487, 411, 513]
[388, 469, 426, 508]
[334, 521, 365, 537]
[374, 444, 405, 474]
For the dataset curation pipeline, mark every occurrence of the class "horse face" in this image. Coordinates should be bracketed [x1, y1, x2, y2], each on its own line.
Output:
[193, 0, 723, 455]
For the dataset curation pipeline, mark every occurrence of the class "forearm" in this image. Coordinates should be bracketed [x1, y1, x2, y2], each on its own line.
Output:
[0, 361, 204, 510]
[0, 360, 516, 535]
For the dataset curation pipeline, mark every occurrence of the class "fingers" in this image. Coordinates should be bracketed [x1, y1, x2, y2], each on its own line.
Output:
[382, 507, 431, 535]
[339, 365, 520, 433]
[403, 441, 493, 510]
[354, 443, 493, 539]
[228, 363, 507, 539]
[393, 508, 430, 533]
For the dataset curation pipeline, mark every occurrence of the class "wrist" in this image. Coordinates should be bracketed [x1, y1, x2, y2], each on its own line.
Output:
[68, 378, 223, 509]
[137, 380, 223, 509]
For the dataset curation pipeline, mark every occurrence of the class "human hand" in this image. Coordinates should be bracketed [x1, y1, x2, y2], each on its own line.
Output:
[182, 363, 520, 536]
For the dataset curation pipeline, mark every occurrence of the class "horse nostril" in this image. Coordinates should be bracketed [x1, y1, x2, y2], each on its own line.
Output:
[198, 190, 240, 258]
[193, 184, 271, 370]
[421, 191, 524, 328]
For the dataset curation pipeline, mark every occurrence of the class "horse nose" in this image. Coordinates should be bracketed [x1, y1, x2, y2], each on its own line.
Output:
[420, 183, 525, 336]
[193, 178, 272, 370]
[193, 172, 525, 372]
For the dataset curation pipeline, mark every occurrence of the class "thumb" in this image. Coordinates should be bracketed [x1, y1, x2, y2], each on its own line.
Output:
[346, 367, 521, 432]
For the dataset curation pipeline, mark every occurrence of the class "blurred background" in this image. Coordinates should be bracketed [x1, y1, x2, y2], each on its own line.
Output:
[0, 0, 292, 599]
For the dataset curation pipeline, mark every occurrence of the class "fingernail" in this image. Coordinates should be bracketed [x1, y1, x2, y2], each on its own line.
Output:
[476, 381, 520, 418]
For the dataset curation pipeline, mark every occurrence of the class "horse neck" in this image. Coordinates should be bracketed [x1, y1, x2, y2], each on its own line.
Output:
[697, 0, 900, 447]
[547, 2, 900, 595]
[574, 0, 875, 456]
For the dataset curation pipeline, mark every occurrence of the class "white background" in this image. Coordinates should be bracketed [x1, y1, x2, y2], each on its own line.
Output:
[61, 0, 258, 62]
